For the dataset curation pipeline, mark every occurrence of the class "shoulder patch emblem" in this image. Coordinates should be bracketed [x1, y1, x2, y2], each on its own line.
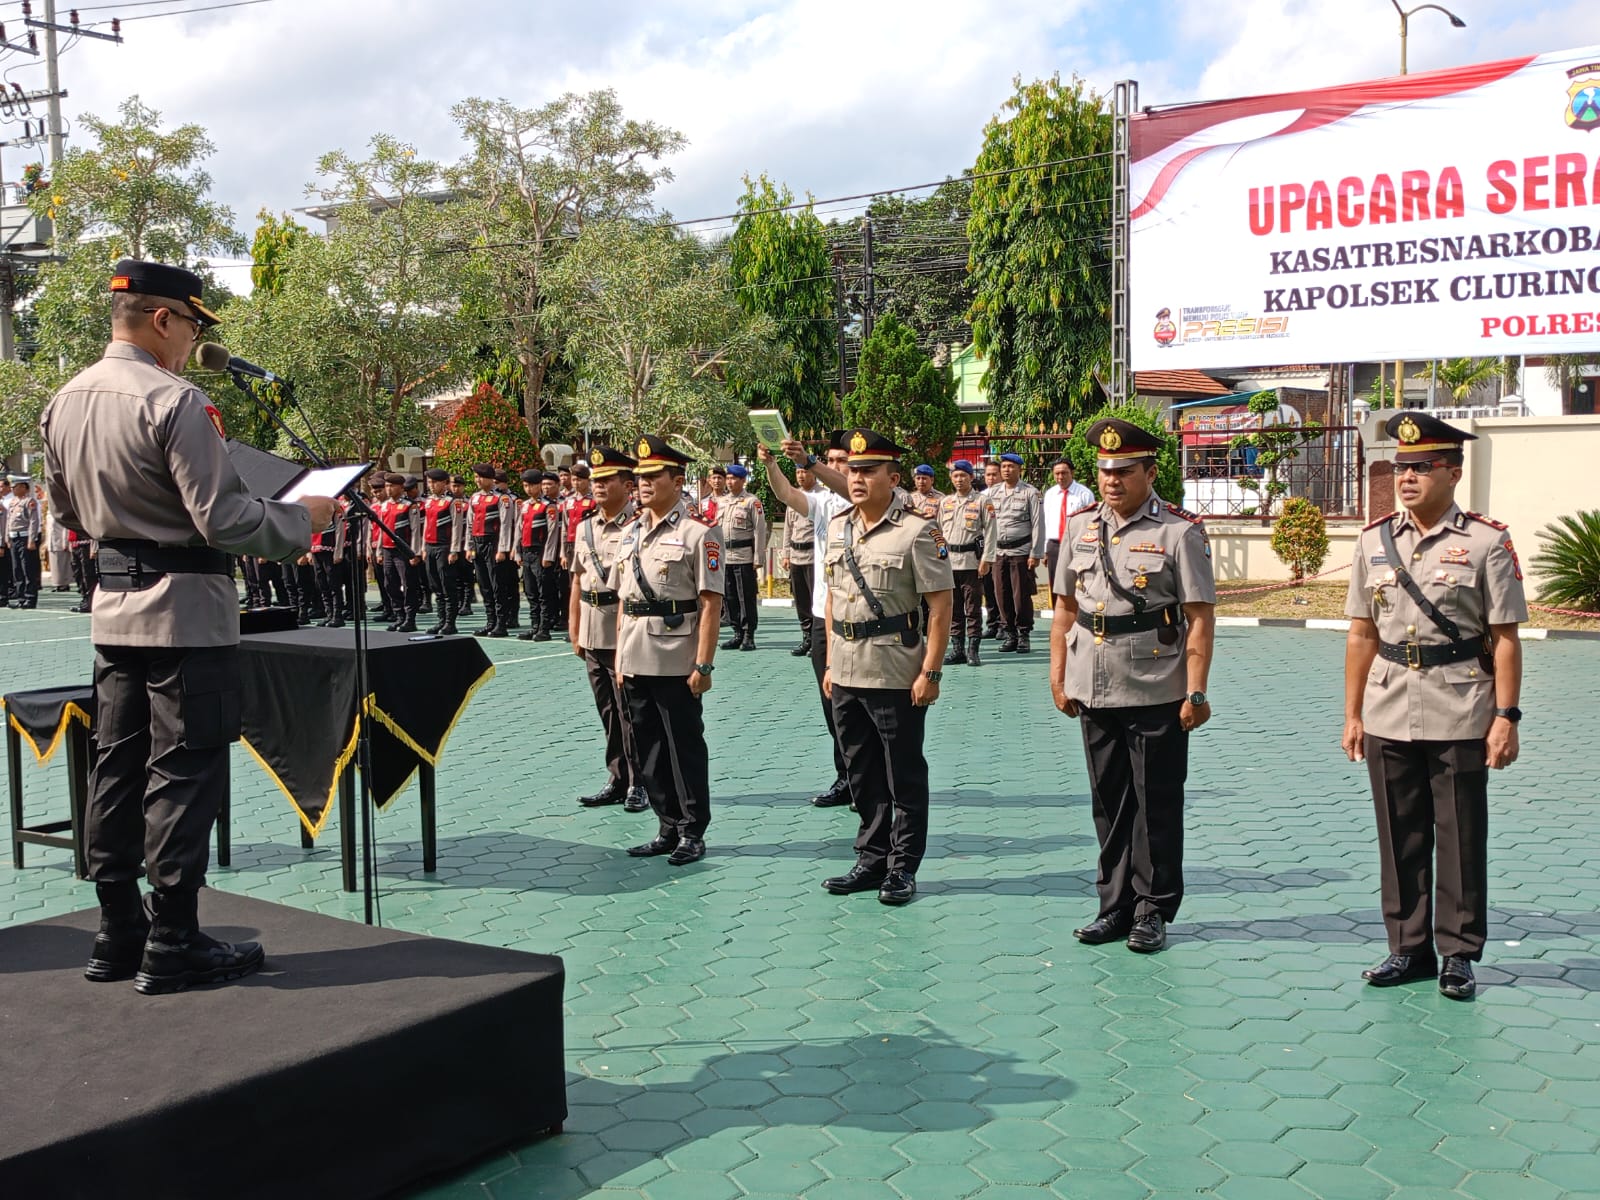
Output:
[203, 403, 226, 439]
[1364, 512, 1396, 531]
[705, 539, 721, 571]
[1502, 537, 1522, 580]
[928, 524, 948, 559]
[1466, 511, 1509, 532]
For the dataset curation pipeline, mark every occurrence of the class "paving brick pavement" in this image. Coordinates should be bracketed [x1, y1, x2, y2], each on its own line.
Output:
[3, 588, 1599, 1200]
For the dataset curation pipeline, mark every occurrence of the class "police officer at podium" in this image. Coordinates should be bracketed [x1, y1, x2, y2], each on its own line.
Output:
[1343, 411, 1526, 1001]
[41, 258, 336, 994]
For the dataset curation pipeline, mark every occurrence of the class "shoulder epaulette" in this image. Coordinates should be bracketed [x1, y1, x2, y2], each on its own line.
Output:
[692, 512, 715, 527]
[1363, 512, 1395, 531]
[1164, 503, 1203, 525]
[1066, 502, 1098, 519]
[1466, 511, 1508, 531]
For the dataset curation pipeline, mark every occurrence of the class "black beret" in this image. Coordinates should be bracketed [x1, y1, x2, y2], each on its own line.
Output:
[450, 474, 467, 486]
[542, 471, 561, 483]
[424, 467, 450, 482]
[520, 468, 543, 485]
[471, 463, 496, 477]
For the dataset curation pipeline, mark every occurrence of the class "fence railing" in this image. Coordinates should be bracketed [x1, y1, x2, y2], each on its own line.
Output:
[1181, 425, 1365, 521]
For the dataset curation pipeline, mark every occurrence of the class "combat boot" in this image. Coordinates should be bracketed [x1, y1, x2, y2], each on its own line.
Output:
[1016, 629, 1032, 654]
[943, 635, 966, 666]
[966, 637, 983, 666]
[84, 880, 151, 983]
[133, 889, 264, 995]
[998, 631, 1018, 653]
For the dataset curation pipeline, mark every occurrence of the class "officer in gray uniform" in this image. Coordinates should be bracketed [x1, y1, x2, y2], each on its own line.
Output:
[1343, 411, 1527, 1001]
[784, 460, 818, 656]
[989, 451, 1045, 653]
[41, 259, 335, 994]
[937, 459, 997, 666]
[718, 463, 767, 651]
[1050, 419, 1217, 954]
[820, 429, 954, 906]
[570, 446, 647, 813]
[611, 435, 723, 865]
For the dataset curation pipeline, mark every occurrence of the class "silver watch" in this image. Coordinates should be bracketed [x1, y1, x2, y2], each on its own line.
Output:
[1188, 691, 1208, 706]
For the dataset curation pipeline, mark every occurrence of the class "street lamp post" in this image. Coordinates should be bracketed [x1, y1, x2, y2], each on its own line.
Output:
[1390, 0, 1467, 76]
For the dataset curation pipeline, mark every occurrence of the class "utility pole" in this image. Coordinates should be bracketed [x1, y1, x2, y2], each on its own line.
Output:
[831, 247, 847, 401]
[42, 2, 65, 167]
[860, 216, 875, 343]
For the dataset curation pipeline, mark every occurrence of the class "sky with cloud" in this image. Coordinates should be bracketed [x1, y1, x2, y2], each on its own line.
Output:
[2, 0, 1596, 290]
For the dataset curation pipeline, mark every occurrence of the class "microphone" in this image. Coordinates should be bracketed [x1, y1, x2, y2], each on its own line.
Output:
[197, 342, 283, 386]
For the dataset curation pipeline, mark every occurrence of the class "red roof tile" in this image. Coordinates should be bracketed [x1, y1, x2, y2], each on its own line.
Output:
[1134, 369, 1231, 397]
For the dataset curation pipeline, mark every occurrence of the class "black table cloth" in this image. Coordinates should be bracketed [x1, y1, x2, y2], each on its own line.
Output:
[4, 685, 94, 766]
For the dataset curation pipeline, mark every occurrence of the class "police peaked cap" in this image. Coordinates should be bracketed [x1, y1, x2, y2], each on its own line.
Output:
[633, 435, 694, 475]
[841, 428, 910, 465]
[586, 446, 638, 480]
[1085, 418, 1165, 468]
[109, 258, 222, 327]
[1386, 410, 1476, 461]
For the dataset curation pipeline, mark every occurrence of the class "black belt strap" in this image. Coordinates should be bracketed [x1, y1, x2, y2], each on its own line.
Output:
[728, 538, 754, 549]
[583, 589, 620, 607]
[947, 541, 978, 554]
[1075, 603, 1182, 637]
[997, 535, 1031, 551]
[623, 597, 697, 617]
[832, 612, 918, 641]
[97, 541, 230, 575]
[1378, 639, 1485, 669]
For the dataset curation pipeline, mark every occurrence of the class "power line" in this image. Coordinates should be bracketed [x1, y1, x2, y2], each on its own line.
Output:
[81, 0, 274, 23]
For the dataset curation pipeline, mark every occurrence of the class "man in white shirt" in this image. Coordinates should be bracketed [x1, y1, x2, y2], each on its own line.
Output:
[0, 478, 13, 606]
[1043, 455, 1096, 584]
[760, 434, 855, 808]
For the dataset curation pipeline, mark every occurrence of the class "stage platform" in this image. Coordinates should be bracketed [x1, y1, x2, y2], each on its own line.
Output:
[0, 891, 566, 1200]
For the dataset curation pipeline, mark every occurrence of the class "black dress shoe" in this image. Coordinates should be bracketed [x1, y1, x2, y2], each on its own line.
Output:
[667, 838, 706, 866]
[822, 863, 887, 895]
[534, 629, 552, 642]
[791, 641, 810, 657]
[965, 640, 982, 666]
[720, 635, 743, 650]
[517, 631, 537, 641]
[369, 603, 388, 614]
[811, 778, 852, 808]
[623, 786, 650, 813]
[1362, 952, 1438, 987]
[997, 635, 1018, 653]
[579, 783, 624, 807]
[485, 627, 507, 638]
[627, 835, 679, 857]
[1016, 631, 1032, 654]
[1073, 911, 1133, 944]
[386, 621, 402, 632]
[472, 626, 494, 637]
[394, 618, 418, 633]
[1438, 956, 1476, 999]
[1126, 913, 1167, 953]
[878, 871, 916, 905]
[739, 635, 756, 651]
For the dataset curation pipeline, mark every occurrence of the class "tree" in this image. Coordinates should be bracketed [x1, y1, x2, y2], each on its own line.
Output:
[968, 74, 1112, 428]
[221, 136, 471, 463]
[850, 179, 974, 348]
[28, 96, 244, 376]
[1271, 497, 1330, 583]
[1228, 390, 1324, 518]
[842, 314, 960, 465]
[1532, 511, 1600, 612]
[0, 360, 52, 462]
[1417, 357, 1509, 403]
[1062, 400, 1183, 504]
[250, 209, 310, 295]
[543, 219, 784, 461]
[728, 174, 837, 433]
[447, 90, 686, 444]
[432, 382, 541, 479]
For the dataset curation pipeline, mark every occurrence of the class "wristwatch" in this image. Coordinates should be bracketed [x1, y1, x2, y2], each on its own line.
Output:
[1188, 691, 1208, 706]
[804, 453, 818, 468]
[694, 663, 714, 676]
[924, 670, 943, 683]
[1495, 706, 1522, 722]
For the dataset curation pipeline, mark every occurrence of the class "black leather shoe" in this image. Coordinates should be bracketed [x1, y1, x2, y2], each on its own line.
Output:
[966, 640, 982, 666]
[811, 778, 852, 808]
[386, 621, 402, 631]
[84, 883, 151, 983]
[1362, 952, 1438, 987]
[822, 864, 887, 895]
[627, 835, 679, 857]
[579, 783, 624, 807]
[878, 871, 917, 905]
[369, 603, 388, 614]
[1016, 631, 1032, 654]
[517, 631, 537, 640]
[395, 618, 418, 633]
[472, 626, 494, 637]
[720, 635, 742, 650]
[740, 635, 757, 651]
[133, 929, 265, 994]
[1126, 913, 1167, 953]
[623, 786, 650, 813]
[534, 629, 552, 642]
[485, 627, 507, 638]
[69, 603, 91, 614]
[438, 623, 456, 635]
[792, 641, 810, 657]
[944, 637, 966, 666]
[1073, 911, 1133, 944]
[997, 635, 1018, 653]
[1438, 957, 1476, 1000]
[667, 838, 706, 866]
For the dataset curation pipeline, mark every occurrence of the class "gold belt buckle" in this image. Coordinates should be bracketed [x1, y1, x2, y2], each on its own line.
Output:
[1405, 641, 1422, 670]
[841, 621, 857, 641]
[1090, 613, 1106, 637]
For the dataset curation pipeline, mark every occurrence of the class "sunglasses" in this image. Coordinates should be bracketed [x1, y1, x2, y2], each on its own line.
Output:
[142, 306, 204, 336]
[1395, 459, 1452, 477]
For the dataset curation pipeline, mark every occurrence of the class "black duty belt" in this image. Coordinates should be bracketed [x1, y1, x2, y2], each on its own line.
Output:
[1075, 603, 1183, 638]
[832, 612, 918, 641]
[728, 538, 754, 549]
[947, 541, 978, 554]
[997, 535, 1031, 551]
[96, 540, 230, 592]
[582, 589, 620, 607]
[471, 533, 500, 542]
[1378, 638, 1487, 669]
[623, 597, 698, 617]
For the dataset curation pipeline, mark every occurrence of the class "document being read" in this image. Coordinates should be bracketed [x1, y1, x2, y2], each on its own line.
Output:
[278, 463, 369, 503]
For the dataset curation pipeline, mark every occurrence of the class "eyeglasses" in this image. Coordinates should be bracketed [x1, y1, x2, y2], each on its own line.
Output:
[142, 306, 204, 337]
[1395, 459, 1451, 477]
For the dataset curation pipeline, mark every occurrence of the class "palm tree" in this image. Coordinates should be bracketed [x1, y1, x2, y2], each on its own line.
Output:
[1543, 354, 1600, 411]
[1417, 357, 1509, 404]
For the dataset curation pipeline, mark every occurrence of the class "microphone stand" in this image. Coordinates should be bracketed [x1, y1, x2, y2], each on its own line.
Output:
[227, 368, 398, 927]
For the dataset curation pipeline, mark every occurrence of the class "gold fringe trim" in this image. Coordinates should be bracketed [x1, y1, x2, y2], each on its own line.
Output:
[242, 711, 362, 840]
[5, 702, 93, 767]
[362, 662, 496, 768]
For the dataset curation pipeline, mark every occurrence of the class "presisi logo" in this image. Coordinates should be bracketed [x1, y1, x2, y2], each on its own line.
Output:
[1567, 65, 1600, 131]
[1181, 315, 1290, 341]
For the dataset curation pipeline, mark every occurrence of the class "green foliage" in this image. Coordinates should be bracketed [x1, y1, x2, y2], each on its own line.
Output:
[0, 361, 52, 461]
[728, 174, 837, 433]
[1229, 390, 1324, 517]
[1062, 400, 1182, 503]
[250, 209, 309, 294]
[841, 314, 960, 465]
[968, 74, 1112, 428]
[433, 382, 541, 479]
[1531, 511, 1600, 612]
[1271, 497, 1329, 582]
[1417, 357, 1511, 403]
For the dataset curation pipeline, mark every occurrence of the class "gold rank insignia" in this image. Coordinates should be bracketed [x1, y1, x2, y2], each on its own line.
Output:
[850, 431, 868, 453]
[1099, 426, 1123, 451]
[637, 437, 651, 457]
[590, 449, 604, 466]
[1396, 416, 1421, 444]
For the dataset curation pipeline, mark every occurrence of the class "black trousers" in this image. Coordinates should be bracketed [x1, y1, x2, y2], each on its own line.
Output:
[87, 644, 241, 891]
[9, 536, 40, 604]
[832, 684, 930, 875]
[1080, 700, 1188, 922]
[261, 560, 291, 607]
[1045, 539, 1061, 586]
[982, 570, 999, 628]
[371, 551, 394, 616]
[471, 540, 517, 630]
[551, 562, 571, 629]
[790, 563, 815, 641]
[994, 554, 1035, 633]
[382, 548, 422, 620]
[623, 674, 710, 840]
[424, 547, 459, 626]
[585, 647, 637, 790]
[71, 543, 98, 600]
[725, 562, 759, 635]
[293, 560, 323, 617]
[950, 568, 984, 638]
[810, 633, 848, 781]
[454, 556, 475, 610]
[1364, 735, 1489, 960]
[310, 551, 340, 619]
[521, 555, 557, 630]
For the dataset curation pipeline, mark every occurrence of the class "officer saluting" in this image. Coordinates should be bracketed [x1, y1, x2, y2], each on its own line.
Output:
[820, 429, 954, 906]
[41, 259, 335, 993]
[1343, 411, 1526, 1001]
[1050, 418, 1217, 954]
[612, 435, 723, 865]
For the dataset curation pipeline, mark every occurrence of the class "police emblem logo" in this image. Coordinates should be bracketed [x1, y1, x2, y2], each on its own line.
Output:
[1099, 426, 1122, 451]
[590, 449, 603, 466]
[705, 539, 721, 572]
[1566, 65, 1600, 130]
[1396, 416, 1421, 444]
[637, 438, 651, 458]
[849, 431, 868, 453]
[203, 403, 226, 439]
